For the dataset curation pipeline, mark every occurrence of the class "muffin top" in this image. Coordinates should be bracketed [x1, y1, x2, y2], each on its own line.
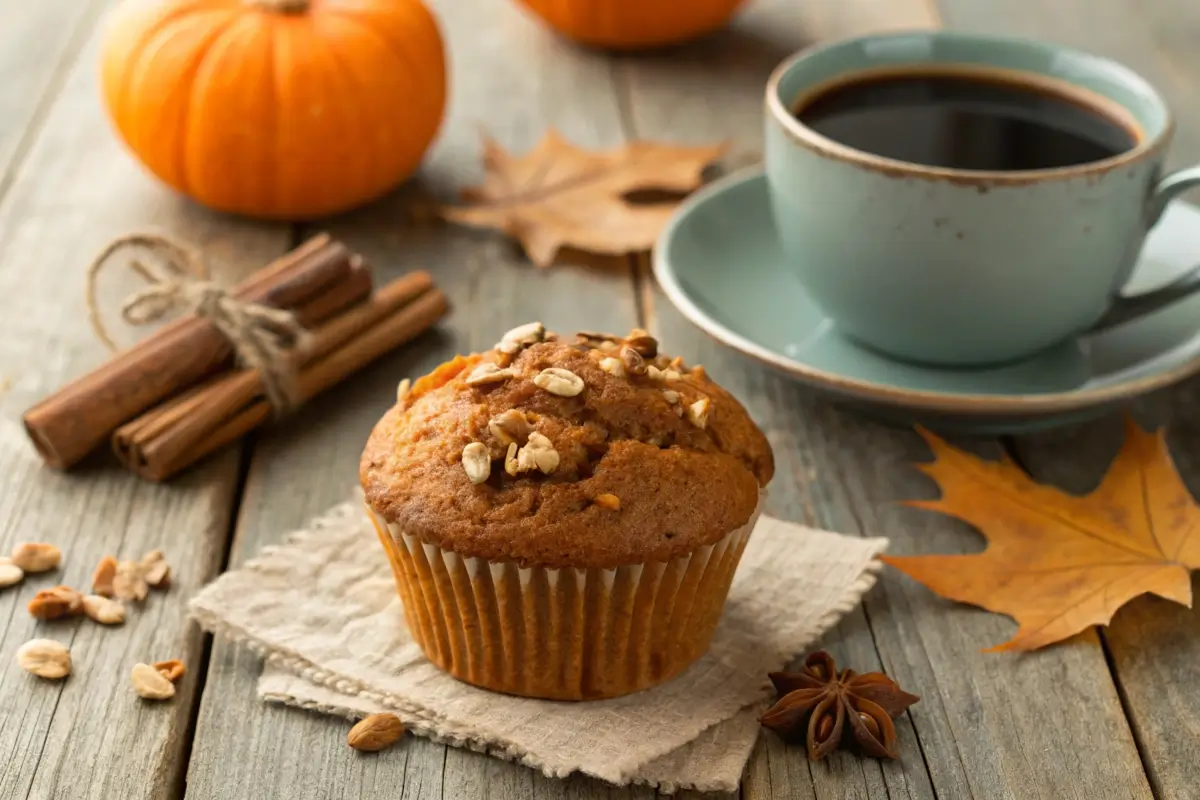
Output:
[360, 323, 775, 569]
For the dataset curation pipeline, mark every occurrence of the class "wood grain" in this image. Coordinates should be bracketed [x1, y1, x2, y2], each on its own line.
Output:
[0, 4, 287, 800]
[183, 0, 651, 797]
[619, 0, 1151, 797]
[933, 4, 1200, 796]
[0, 0, 108, 195]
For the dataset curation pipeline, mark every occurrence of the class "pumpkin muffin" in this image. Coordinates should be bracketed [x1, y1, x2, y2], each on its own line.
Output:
[361, 323, 774, 700]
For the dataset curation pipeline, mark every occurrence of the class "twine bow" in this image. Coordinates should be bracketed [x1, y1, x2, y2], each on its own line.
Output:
[86, 234, 306, 414]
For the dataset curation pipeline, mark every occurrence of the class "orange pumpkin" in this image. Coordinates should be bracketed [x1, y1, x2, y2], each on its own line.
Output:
[100, 0, 447, 220]
[513, 0, 748, 49]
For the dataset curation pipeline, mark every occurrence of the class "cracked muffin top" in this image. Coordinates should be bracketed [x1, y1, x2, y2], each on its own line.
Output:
[360, 323, 775, 569]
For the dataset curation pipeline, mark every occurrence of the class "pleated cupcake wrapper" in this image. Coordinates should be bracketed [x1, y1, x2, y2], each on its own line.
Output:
[368, 498, 764, 701]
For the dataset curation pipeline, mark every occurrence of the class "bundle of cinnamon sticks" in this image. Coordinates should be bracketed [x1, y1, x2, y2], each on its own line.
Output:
[23, 234, 448, 481]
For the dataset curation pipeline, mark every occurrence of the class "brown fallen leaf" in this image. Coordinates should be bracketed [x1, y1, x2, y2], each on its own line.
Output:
[882, 417, 1200, 652]
[440, 130, 727, 267]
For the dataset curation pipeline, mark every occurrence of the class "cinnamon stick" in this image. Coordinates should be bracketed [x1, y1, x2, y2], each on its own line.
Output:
[23, 236, 372, 469]
[114, 275, 449, 481]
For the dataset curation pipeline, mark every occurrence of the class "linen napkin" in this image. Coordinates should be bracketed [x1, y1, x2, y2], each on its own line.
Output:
[190, 498, 887, 794]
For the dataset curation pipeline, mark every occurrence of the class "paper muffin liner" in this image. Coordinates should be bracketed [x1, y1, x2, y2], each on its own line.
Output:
[366, 494, 765, 701]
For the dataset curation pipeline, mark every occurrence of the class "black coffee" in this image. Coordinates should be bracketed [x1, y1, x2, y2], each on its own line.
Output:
[793, 71, 1138, 171]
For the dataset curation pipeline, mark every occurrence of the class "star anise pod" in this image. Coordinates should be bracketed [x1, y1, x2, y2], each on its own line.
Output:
[759, 651, 920, 761]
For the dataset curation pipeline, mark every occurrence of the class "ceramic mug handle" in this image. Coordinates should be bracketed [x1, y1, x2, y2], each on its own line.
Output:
[1089, 166, 1200, 332]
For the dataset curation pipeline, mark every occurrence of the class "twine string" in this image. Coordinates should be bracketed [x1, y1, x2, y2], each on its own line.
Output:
[86, 233, 305, 414]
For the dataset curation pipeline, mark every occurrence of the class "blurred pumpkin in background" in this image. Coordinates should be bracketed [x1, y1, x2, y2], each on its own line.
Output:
[514, 0, 748, 49]
[100, 0, 447, 220]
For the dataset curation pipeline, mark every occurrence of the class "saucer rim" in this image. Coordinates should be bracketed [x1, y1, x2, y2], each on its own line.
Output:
[653, 166, 1200, 416]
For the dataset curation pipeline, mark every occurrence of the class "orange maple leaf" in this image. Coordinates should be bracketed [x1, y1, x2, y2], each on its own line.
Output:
[881, 417, 1200, 652]
[439, 130, 727, 267]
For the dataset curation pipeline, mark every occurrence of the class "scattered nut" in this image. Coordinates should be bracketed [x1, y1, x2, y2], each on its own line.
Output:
[646, 365, 664, 381]
[662, 390, 680, 404]
[504, 442, 519, 477]
[576, 331, 621, 345]
[348, 713, 406, 753]
[140, 551, 171, 589]
[17, 639, 71, 680]
[154, 659, 186, 683]
[598, 357, 625, 377]
[0, 559, 23, 588]
[28, 586, 84, 621]
[465, 363, 516, 386]
[396, 378, 411, 405]
[674, 405, 684, 417]
[113, 561, 149, 603]
[92, 555, 117, 597]
[131, 662, 176, 700]
[516, 432, 559, 475]
[496, 321, 545, 354]
[597, 340, 621, 354]
[687, 397, 711, 429]
[664, 369, 682, 381]
[461, 442, 492, 485]
[11, 543, 61, 573]
[533, 367, 585, 397]
[593, 493, 621, 511]
[624, 331, 658, 358]
[489, 409, 531, 446]
[82, 594, 125, 625]
[620, 345, 647, 376]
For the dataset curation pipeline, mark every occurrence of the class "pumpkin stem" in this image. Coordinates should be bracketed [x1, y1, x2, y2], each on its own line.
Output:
[244, 0, 310, 12]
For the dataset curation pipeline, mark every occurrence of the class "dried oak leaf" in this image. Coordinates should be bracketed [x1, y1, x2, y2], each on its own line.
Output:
[440, 130, 727, 267]
[883, 418, 1200, 652]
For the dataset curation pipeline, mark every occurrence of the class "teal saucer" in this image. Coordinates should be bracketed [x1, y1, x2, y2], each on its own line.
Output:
[654, 168, 1200, 434]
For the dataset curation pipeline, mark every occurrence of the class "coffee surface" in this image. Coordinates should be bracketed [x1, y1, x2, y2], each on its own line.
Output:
[793, 71, 1138, 171]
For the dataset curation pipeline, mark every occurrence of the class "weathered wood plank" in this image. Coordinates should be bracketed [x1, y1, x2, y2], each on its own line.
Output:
[619, 0, 1152, 797]
[0, 4, 287, 800]
[933, 4, 1200, 797]
[0, 0, 108, 193]
[184, 0, 652, 797]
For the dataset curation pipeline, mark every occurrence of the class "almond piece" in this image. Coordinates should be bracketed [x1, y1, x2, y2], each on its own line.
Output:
[82, 595, 126, 625]
[0, 558, 24, 588]
[17, 639, 71, 680]
[348, 713, 406, 752]
[140, 551, 171, 589]
[92, 555, 117, 596]
[113, 560, 149, 602]
[11, 543, 61, 573]
[131, 663, 176, 700]
[28, 586, 84, 620]
[154, 659, 186, 683]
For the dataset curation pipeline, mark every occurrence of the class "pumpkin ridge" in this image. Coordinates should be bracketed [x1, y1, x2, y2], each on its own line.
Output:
[309, 20, 375, 206]
[321, 3, 445, 140]
[182, 12, 259, 199]
[127, 8, 241, 194]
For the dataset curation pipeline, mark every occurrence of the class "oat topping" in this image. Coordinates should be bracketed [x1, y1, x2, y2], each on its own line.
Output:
[620, 345, 647, 376]
[465, 363, 516, 386]
[533, 367, 585, 397]
[597, 356, 625, 377]
[496, 321, 546, 354]
[504, 442, 519, 476]
[624, 330, 658, 358]
[593, 493, 621, 510]
[396, 378, 411, 405]
[489, 409, 531, 445]
[687, 397, 711, 429]
[92, 555, 117, 596]
[514, 432, 559, 475]
[462, 442, 492, 485]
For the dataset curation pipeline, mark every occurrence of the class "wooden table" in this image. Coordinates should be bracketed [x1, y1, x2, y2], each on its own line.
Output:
[2, 0, 1197, 797]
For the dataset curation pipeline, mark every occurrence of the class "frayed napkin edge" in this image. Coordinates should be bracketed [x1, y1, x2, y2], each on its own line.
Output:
[190, 497, 889, 793]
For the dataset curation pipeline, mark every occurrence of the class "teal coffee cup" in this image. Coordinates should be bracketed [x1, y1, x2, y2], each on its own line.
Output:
[764, 30, 1200, 366]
